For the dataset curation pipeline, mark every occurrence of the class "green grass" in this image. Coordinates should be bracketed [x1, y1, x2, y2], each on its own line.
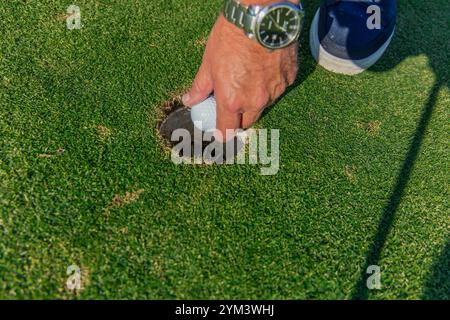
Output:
[0, 0, 448, 299]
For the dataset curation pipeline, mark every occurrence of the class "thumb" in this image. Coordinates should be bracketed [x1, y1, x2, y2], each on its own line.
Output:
[182, 61, 213, 107]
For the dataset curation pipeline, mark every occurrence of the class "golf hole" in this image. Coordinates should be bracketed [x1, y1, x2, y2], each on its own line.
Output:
[156, 97, 244, 163]
[157, 97, 211, 159]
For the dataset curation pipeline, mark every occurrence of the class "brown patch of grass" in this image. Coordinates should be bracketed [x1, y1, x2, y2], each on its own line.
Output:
[104, 189, 145, 218]
[56, 13, 70, 22]
[344, 165, 358, 183]
[152, 255, 166, 280]
[194, 36, 208, 48]
[37, 153, 53, 158]
[111, 189, 145, 208]
[37, 148, 65, 159]
[96, 125, 112, 141]
[367, 120, 382, 135]
[2, 76, 11, 87]
[356, 120, 382, 136]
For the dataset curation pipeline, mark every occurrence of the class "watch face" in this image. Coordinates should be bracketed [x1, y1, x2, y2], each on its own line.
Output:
[256, 4, 303, 49]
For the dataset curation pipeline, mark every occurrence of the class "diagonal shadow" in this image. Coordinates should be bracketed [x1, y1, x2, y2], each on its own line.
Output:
[422, 238, 450, 299]
[350, 80, 442, 299]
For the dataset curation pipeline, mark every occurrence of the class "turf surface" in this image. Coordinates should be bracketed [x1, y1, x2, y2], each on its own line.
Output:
[0, 0, 448, 299]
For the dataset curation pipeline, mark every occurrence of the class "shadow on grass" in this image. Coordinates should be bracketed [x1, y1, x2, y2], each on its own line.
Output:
[261, 0, 448, 299]
[350, 0, 449, 299]
[350, 80, 442, 299]
[422, 239, 450, 299]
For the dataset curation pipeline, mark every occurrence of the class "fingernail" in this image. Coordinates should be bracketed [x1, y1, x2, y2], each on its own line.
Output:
[182, 93, 191, 105]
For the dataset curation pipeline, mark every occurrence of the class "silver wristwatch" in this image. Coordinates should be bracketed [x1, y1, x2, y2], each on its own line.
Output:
[223, 0, 305, 49]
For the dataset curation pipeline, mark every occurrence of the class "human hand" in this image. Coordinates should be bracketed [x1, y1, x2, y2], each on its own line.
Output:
[182, 2, 299, 141]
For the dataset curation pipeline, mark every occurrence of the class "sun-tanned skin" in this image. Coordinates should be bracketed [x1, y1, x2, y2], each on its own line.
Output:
[182, 0, 300, 141]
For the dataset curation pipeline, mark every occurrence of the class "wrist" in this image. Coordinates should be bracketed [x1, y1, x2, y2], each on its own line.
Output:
[221, 0, 304, 50]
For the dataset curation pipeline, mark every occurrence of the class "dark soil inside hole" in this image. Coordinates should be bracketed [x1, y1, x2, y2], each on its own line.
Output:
[156, 97, 185, 137]
[157, 97, 244, 162]
[157, 97, 212, 158]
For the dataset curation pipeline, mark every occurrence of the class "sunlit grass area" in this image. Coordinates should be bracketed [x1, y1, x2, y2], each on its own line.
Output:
[0, 0, 448, 299]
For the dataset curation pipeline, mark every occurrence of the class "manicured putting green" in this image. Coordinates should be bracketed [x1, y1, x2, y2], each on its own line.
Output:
[0, 0, 448, 299]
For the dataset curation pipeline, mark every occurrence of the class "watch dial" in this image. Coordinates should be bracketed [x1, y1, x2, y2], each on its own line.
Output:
[258, 6, 300, 49]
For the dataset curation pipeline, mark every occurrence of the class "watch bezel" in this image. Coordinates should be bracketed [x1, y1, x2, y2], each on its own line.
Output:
[254, 2, 304, 50]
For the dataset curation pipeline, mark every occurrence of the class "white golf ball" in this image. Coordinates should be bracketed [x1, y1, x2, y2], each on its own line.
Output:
[190, 96, 216, 131]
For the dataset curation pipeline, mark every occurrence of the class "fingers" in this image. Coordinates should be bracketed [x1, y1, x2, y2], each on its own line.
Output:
[241, 110, 263, 129]
[215, 91, 242, 142]
[267, 76, 288, 104]
[287, 66, 298, 86]
[241, 90, 268, 128]
[281, 46, 298, 86]
[182, 61, 213, 107]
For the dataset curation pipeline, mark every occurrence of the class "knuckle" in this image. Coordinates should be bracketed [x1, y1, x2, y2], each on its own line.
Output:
[192, 65, 211, 92]
[225, 98, 241, 113]
[287, 69, 298, 86]
[243, 111, 259, 128]
[193, 76, 208, 93]
[254, 91, 270, 110]
[269, 76, 287, 99]
[274, 82, 287, 98]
